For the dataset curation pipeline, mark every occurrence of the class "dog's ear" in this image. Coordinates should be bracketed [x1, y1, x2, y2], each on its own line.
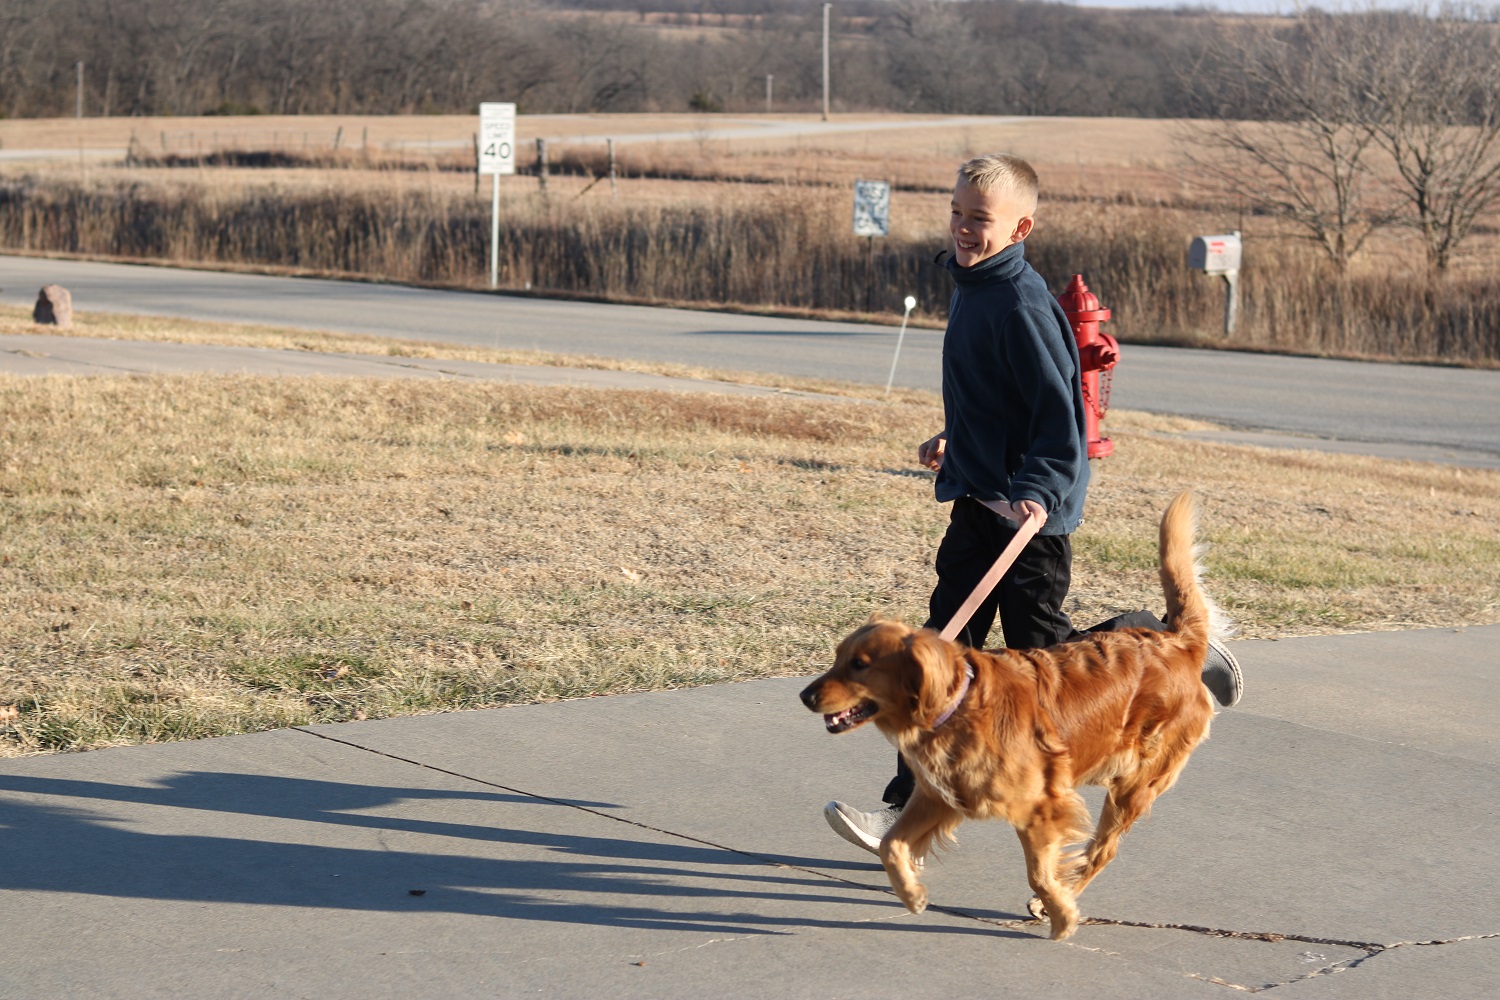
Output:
[906, 628, 959, 729]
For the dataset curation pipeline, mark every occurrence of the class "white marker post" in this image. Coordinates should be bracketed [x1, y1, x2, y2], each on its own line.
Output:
[478, 102, 517, 290]
[886, 295, 917, 394]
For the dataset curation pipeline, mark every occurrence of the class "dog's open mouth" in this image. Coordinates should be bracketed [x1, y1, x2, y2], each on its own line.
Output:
[823, 700, 879, 733]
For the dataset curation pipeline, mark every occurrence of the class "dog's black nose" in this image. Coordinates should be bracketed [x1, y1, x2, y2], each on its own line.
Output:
[800, 681, 820, 711]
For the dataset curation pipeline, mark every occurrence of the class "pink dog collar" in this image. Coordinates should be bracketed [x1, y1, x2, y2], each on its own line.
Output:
[932, 664, 975, 729]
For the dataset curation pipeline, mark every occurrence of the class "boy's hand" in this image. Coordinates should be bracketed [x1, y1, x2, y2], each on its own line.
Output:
[991, 499, 1047, 524]
[917, 433, 947, 471]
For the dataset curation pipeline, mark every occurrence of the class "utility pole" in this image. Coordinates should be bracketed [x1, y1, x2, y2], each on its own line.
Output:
[766, 74, 773, 115]
[75, 61, 84, 118]
[821, 5, 831, 121]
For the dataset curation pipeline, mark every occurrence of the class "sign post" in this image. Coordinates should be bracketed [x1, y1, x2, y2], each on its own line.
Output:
[478, 102, 517, 290]
[853, 179, 891, 312]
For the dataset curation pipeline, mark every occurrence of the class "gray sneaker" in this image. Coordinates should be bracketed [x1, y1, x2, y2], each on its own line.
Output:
[823, 800, 901, 854]
[1203, 637, 1243, 708]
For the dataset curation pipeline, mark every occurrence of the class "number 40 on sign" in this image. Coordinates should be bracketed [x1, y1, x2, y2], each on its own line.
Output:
[479, 102, 516, 176]
[479, 102, 516, 290]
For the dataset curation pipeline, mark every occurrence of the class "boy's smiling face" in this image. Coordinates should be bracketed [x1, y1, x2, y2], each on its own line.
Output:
[950, 178, 1034, 268]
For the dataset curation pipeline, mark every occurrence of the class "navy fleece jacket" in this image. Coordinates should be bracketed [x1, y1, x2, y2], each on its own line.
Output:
[935, 241, 1088, 535]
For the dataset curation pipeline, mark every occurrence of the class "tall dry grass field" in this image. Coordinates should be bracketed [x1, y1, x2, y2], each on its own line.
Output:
[2, 367, 1497, 756]
[4, 113, 1500, 363]
[5, 167, 1498, 363]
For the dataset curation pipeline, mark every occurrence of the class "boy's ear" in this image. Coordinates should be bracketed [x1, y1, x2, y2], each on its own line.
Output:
[1011, 215, 1034, 244]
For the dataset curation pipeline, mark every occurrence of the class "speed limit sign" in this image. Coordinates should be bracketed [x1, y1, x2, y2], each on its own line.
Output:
[479, 102, 517, 289]
[479, 102, 516, 176]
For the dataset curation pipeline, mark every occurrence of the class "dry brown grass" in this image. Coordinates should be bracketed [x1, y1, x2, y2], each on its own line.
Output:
[12, 167, 1495, 362]
[1, 331, 1496, 756]
[7, 117, 1497, 363]
[2, 112, 1500, 371]
[566, 116, 1197, 206]
[9, 109, 1497, 294]
[0, 304, 936, 405]
[7, 110, 1491, 264]
[0, 112, 1259, 220]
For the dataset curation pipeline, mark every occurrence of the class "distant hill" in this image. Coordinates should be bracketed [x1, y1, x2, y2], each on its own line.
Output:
[0, 0, 1319, 120]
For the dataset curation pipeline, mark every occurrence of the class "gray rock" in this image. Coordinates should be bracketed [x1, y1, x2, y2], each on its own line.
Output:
[33, 284, 73, 327]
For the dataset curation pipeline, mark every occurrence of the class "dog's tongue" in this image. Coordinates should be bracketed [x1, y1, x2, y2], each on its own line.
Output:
[822, 702, 875, 733]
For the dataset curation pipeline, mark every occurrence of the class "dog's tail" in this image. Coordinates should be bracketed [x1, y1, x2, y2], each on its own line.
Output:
[1159, 491, 1219, 655]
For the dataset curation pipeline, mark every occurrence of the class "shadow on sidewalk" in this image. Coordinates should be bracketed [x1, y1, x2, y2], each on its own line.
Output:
[0, 770, 1032, 939]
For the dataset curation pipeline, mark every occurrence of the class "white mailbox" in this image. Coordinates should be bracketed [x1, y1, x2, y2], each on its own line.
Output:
[1189, 233, 1242, 275]
[1188, 231, 1243, 337]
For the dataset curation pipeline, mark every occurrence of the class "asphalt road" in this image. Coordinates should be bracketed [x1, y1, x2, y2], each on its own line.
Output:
[4, 255, 1499, 467]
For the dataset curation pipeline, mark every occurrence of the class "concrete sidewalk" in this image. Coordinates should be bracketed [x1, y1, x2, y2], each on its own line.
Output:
[2, 626, 1496, 999]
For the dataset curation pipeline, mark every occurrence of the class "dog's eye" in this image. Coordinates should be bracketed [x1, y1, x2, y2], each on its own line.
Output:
[851, 656, 870, 671]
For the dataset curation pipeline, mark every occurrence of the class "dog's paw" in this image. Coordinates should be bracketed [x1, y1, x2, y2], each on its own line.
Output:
[896, 885, 928, 915]
[1029, 895, 1078, 939]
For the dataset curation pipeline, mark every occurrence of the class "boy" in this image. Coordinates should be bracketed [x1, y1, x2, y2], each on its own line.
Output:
[823, 154, 1242, 853]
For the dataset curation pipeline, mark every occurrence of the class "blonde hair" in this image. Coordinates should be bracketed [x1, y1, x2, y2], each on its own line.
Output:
[957, 154, 1039, 214]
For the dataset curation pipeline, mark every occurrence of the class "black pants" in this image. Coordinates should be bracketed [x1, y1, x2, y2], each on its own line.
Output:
[881, 497, 1165, 807]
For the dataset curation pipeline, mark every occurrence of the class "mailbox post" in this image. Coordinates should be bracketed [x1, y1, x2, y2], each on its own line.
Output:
[1188, 231, 1242, 337]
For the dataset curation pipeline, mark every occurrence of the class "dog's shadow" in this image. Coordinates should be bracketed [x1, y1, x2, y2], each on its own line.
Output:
[0, 770, 1035, 940]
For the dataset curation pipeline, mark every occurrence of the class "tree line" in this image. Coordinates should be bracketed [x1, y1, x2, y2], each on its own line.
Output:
[0, 0, 1301, 120]
[4, 1, 1497, 274]
[5, 1, 1494, 128]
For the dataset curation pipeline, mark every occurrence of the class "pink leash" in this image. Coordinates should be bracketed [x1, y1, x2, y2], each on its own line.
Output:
[937, 508, 1045, 643]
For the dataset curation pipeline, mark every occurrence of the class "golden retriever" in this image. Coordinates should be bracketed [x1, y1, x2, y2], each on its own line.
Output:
[800, 492, 1217, 940]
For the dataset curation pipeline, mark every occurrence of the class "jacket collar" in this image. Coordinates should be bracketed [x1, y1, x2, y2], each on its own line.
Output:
[946, 240, 1026, 287]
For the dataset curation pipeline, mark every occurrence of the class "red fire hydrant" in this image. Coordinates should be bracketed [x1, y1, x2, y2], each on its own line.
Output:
[1056, 274, 1119, 460]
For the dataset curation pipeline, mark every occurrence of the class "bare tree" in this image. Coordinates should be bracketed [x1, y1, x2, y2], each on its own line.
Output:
[0, 1, 45, 116]
[1364, 7, 1500, 272]
[880, 0, 987, 113]
[1186, 12, 1393, 273]
[1190, 7, 1500, 275]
